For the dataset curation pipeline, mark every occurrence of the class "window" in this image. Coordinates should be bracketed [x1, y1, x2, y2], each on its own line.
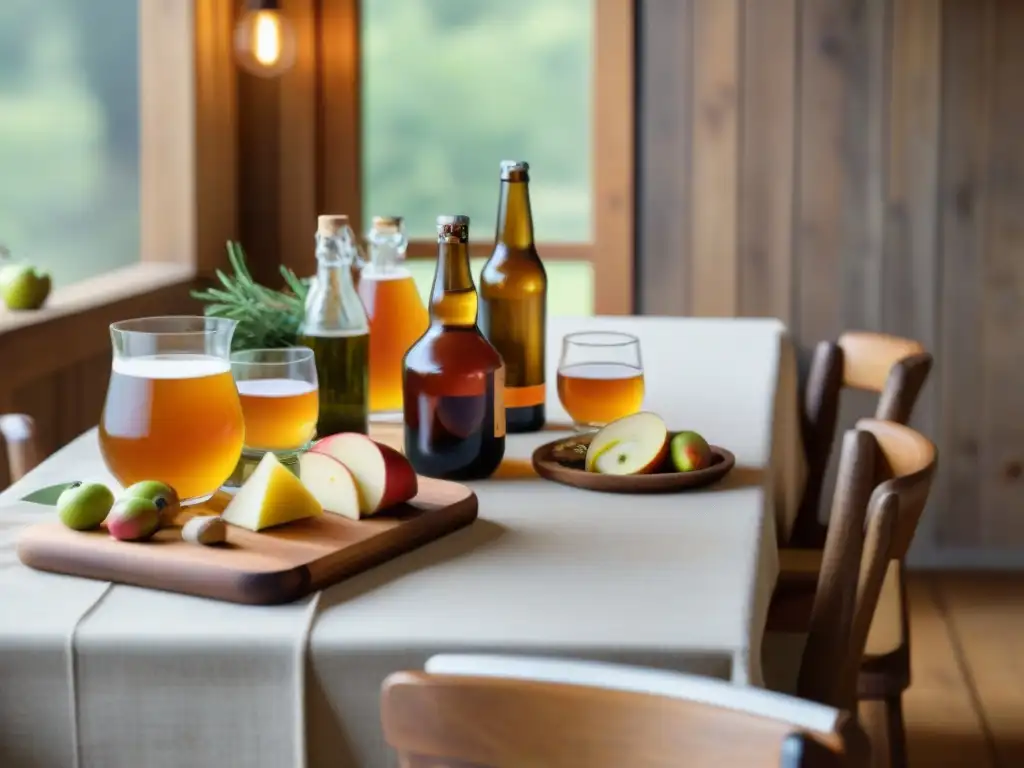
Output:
[0, 0, 139, 288]
[361, 0, 593, 243]
[321, 0, 633, 314]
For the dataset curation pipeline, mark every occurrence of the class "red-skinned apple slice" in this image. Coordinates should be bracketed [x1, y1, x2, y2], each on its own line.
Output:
[298, 451, 362, 520]
[312, 433, 418, 514]
[584, 411, 670, 475]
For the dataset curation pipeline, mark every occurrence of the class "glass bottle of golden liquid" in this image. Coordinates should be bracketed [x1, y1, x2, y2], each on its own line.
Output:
[358, 216, 429, 417]
[479, 160, 547, 433]
[298, 214, 370, 436]
[403, 215, 506, 480]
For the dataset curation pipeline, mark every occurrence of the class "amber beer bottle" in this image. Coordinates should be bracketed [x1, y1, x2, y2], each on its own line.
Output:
[403, 215, 506, 480]
[479, 160, 547, 433]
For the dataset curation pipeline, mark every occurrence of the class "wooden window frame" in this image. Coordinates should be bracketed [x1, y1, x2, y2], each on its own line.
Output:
[315, 0, 635, 315]
[0, 0, 237, 397]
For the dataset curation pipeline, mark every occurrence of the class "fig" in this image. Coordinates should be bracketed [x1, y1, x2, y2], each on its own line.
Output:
[122, 480, 181, 526]
[550, 437, 590, 468]
[106, 497, 161, 542]
[57, 482, 115, 531]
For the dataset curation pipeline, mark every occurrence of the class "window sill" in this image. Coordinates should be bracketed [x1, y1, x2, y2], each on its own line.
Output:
[0, 262, 200, 391]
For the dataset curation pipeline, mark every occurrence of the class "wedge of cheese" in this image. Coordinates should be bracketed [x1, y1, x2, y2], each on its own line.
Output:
[220, 452, 322, 532]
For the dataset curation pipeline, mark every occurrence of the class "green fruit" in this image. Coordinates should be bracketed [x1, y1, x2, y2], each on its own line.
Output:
[0, 262, 22, 291]
[122, 480, 181, 525]
[106, 497, 162, 542]
[670, 431, 712, 472]
[0, 265, 51, 310]
[57, 482, 115, 531]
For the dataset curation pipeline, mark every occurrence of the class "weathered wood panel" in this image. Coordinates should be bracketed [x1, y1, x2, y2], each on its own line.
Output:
[690, 0, 740, 317]
[980, 0, 1024, 545]
[739, 0, 797, 323]
[935, 0, 992, 547]
[636, 0, 693, 316]
[637, 0, 1024, 556]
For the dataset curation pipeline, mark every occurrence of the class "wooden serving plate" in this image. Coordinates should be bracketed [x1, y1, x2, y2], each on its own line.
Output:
[531, 435, 735, 494]
[16, 476, 477, 605]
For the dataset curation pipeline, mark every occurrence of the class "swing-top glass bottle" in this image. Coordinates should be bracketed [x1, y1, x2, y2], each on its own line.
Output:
[298, 214, 370, 436]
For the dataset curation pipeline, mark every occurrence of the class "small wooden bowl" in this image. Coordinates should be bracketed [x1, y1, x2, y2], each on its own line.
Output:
[531, 435, 735, 494]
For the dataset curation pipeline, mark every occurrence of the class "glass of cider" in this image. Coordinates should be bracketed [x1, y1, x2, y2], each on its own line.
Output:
[98, 316, 245, 505]
[230, 347, 319, 460]
[556, 331, 645, 432]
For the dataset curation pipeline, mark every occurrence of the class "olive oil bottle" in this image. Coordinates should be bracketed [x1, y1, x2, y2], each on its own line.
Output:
[479, 160, 547, 433]
[299, 215, 370, 436]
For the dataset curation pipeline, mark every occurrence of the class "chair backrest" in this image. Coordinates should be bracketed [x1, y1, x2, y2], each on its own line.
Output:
[795, 420, 936, 709]
[382, 655, 867, 767]
[796, 429, 896, 710]
[0, 413, 39, 486]
[855, 418, 937, 561]
[793, 331, 932, 546]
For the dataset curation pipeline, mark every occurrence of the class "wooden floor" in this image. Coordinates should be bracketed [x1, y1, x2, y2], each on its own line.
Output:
[905, 573, 1024, 768]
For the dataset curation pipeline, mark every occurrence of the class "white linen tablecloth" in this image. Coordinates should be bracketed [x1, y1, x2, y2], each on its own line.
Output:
[0, 316, 806, 768]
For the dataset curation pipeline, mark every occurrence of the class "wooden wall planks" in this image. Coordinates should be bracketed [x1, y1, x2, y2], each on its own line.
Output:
[636, 0, 693, 316]
[739, 0, 796, 324]
[0, 352, 112, 491]
[637, 0, 1024, 557]
[981, 0, 1024, 546]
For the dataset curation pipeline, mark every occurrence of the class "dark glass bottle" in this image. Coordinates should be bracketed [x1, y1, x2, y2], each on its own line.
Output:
[479, 160, 547, 433]
[403, 215, 506, 480]
[298, 215, 370, 436]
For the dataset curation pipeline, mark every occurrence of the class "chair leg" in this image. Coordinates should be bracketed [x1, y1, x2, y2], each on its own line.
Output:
[885, 693, 908, 768]
[858, 699, 890, 768]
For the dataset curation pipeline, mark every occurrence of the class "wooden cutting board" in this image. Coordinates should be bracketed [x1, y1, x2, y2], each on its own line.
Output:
[15, 475, 477, 605]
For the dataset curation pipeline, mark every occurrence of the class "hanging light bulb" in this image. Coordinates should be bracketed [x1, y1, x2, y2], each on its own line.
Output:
[234, 0, 297, 78]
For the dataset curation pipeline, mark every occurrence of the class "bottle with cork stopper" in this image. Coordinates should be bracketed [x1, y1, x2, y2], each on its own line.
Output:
[298, 214, 370, 436]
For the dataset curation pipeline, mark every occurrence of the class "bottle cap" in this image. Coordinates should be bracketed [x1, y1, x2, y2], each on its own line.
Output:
[436, 214, 470, 243]
[500, 160, 530, 181]
[317, 214, 350, 237]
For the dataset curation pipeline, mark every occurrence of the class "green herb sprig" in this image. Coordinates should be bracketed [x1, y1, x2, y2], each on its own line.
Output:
[191, 241, 311, 351]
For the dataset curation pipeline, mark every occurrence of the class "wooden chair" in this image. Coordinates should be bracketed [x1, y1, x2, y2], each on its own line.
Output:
[382, 654, 870, 767]
[767, 426, 900, 714]
[0, 413, 40, 486]
[774, 419, 937, 768]
[794, 331, 932, 548]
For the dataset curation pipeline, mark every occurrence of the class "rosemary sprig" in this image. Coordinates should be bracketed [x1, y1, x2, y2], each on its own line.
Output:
[191, 241, 311, 351]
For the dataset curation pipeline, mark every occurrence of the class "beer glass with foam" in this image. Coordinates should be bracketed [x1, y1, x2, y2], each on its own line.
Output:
[98, 316, 245, 504]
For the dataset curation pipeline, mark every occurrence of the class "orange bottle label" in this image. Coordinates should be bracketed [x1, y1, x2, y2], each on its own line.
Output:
[504, 383, 546, 409]
[493, 366, 506, 438]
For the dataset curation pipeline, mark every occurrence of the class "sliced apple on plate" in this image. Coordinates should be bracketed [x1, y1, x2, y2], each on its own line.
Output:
[585, 411, 670, 476]
[298, 451, 362, 520]
[311, 433, 418, 516]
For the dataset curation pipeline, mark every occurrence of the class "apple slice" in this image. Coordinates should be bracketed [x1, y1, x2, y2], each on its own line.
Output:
[298, 451, 362, 520]
[312, 433, 418, 515]
[584, 411, 670, 475]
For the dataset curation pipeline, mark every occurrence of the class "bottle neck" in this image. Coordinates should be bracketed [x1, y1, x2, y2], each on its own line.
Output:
[304, 233, 366, 333]
[496, 180, 535, 250]
[366, 230, 407, 276]
[429, 239, 477, 328]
